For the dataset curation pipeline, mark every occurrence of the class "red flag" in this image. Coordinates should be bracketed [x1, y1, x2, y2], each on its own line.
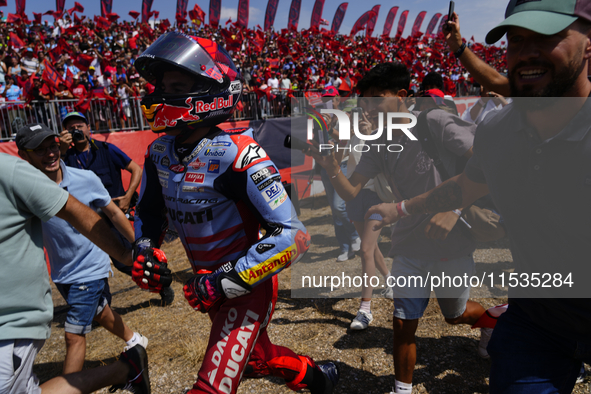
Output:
[382, 6, 398, 37]
[366, 5, 380, 36]
[410, 11, 427, 38]
[0, 0, 6, 6]
[107, 12, 120, 22]
[142, 0, 154, 23]
[176, 0, 188, 22]
[209, 0, 221, 28]
[65, 68, 74, 88]
[38, 83, 50, 96]
[66, 1, 83, 15]
[350, 10, 375, 36]
[74, 53, 93, 71]
[159, 18, 171, 31]
[149, 10, 159, 19]
[188, 4, 205, 24]
[424, 13, 441, 37]
[73, 13, 85, 24]
[56, 0, 66, 14]
[42, 59, 66, 90]
[330, 2, 347, 34]
[395, 10, 409, 39]
[237, 0, 249, 28]
[264, 0, 279, 31]
[9, 31, 25, 49]
[101, 0, 112, 17]
[470, 35, 475, 42]
[7, 13, 22, 24]
[129, 10, 140, 19]
[33, 12, 42, 23]
[22, 74, 37, 101]
[94, 15, 111, 29]
[75, 90, 92, 112]
[309, 0, 325, 29]
[287, 0, 301, 31]
[15, 0, 25, 17]
[319, 18, 328, 26]
[436, 15, 448, 38]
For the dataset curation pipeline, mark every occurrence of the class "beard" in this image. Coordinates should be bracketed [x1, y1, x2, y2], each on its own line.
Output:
[509, 51, 585, 110]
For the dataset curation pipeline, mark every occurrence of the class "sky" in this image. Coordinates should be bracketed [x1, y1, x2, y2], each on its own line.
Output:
[3, 0, 508, 43]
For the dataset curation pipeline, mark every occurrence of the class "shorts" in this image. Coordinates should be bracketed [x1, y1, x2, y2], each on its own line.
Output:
[346, 188, 383, 222]
[55, 278, 112, 334]
[0, 339, 44, 394]
[390, 254, 474, 320]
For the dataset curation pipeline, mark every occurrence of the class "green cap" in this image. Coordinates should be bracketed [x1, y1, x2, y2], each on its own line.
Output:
[486, 0, 591, 44]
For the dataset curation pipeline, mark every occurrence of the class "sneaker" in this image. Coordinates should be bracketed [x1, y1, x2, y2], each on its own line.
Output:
[124, 333, 149, 352]
[350, 310, 373, 330]
[351, 237, 361, 252]
[478, 327, 493, 359]
[336, 250, 355, 262]
[109, 344, 150, 394]
[159, 286, 175, 306]
[576, 363, 586, 384]
[318, 362, 339, 393]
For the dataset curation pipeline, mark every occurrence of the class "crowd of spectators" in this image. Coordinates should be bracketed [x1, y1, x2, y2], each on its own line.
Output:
[0, 13, 507, 137]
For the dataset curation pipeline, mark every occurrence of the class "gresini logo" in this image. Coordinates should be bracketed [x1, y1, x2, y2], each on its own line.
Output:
[306, 109, 418, 153]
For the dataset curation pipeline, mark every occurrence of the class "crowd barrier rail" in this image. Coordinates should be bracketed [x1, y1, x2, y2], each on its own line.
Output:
[0, 89, 479, 142]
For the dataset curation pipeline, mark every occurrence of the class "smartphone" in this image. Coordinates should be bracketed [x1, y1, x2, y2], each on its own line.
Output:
[447, 1, 455, 25]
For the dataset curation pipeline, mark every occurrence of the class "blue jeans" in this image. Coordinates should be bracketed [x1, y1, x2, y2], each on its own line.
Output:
[488, 303, 591, 393]
[55, 278, 112, 335]
[320, 162, 359, 254]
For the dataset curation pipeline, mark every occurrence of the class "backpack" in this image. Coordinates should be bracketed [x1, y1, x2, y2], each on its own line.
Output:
[415, 107, 506, 242]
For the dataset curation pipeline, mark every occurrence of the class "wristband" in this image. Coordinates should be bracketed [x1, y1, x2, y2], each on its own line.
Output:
[454, 42, 467, 58]
[452, 209, 462, 216]
[401, 200, 410, 216]
[330, 167, 341, 179]
[396, 200, 410, 218]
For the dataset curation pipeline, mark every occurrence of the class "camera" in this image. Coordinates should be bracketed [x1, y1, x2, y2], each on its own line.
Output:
[70, 129, 85, 142]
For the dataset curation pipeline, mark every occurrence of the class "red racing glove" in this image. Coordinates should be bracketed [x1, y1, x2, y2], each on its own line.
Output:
[183, 270, 224, 313]
[132, 238, 172, 293]
[183, 262, 252, 313]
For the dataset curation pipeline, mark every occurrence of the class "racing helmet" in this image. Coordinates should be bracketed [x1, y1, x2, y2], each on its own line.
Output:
[135, 32, 243, 134]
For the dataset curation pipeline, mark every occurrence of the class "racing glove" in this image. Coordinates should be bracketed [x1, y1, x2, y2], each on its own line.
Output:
[183, 262, 252, 313]
[132, 237, 173, 293]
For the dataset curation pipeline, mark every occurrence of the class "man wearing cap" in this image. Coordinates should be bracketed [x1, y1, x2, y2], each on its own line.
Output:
[16, 123, 147, 374]
[367, 1, 591, 392]
[0, 133, 150, 393]
[57, 112, 176, 304]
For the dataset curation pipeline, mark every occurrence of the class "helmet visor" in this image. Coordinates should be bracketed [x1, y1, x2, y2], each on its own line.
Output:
[136, 32, 227, 85]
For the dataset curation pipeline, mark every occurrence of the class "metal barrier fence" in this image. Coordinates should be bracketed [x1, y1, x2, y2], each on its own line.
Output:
[0, 92, 316, 142]
[0, 85, 476, 142]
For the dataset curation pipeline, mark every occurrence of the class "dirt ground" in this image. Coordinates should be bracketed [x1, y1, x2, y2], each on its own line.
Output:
[33, 194, 590, 394]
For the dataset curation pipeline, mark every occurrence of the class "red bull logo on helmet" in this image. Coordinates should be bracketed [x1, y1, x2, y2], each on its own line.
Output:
[194, 95, 233, 113]
[142, 97, 201, 132]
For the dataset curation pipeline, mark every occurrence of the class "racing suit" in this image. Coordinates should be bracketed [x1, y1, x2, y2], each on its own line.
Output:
[135, 127, 316, 394]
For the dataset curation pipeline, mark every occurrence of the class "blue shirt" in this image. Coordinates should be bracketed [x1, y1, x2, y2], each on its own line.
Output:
[64, 64, 80, 76]
[63, 139, 132, 198]
[42, 161, 112, 284]
[4, 85, 21, 101]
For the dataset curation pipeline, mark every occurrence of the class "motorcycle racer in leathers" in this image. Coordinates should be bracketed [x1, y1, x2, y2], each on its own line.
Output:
[131, 31, 339, 394]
